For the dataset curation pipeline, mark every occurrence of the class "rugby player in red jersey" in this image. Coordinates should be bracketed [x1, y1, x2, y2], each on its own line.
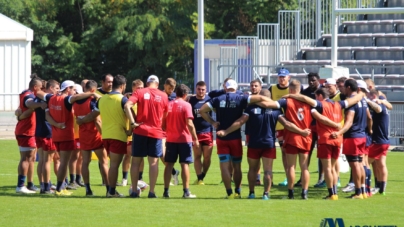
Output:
[15, 75, 47, 194]
[36, 80, 98, 196]
[73, 80, 109, 196]
[162, 84, 199, 198]
[125, 75, 169, 198]
[284, 87, 364, 200]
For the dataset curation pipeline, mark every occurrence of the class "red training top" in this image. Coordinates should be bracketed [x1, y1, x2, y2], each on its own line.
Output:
[283, 98, 313, 150]
[15, 90, 36, 136]
[166, 99, 194, 143]
[47, 94, 74, 142]
[316, 100, 343, 147]
[73, 97, 101, 150]
[129, 87, 168, 139]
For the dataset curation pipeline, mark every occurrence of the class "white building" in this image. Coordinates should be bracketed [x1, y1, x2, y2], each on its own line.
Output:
[0, 13, 33, 111]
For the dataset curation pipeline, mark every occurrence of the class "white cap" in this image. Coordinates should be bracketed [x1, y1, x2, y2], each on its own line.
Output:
[225, 79, 238, 90]
[75, 84, 83, 94]
[147, 75, 159, 83]
[60, 80, 75, 91]
[357, 80, 369, 93]
[324, 78, 336, 86]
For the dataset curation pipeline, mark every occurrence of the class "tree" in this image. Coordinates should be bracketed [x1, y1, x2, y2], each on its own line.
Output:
[205, 0, 298, 38]
[0, 0, 296, 89]
[80, 0, 204, 87]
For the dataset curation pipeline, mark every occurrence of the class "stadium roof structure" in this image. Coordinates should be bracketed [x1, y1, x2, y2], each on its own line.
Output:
[0, 13, 33, 41]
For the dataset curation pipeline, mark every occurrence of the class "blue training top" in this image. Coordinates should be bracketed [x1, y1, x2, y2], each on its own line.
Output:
[208, 92, 249, 140]
[243, 105, 283, 149]
[370, 103, 390, 144]
[34, 97, 52, 138]
[344, 97, 368, 138]
[189, 95, 213, 134]
[167, 92, 176, 101]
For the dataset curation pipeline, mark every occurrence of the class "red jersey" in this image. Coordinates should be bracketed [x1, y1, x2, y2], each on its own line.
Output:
[73, 97, 101, 150]
[282, 98, 313, 150]
[47, 94, 74, 142]
[129, 87, 168, 139]
[15, 90, 36, 136]
[166, 99, 194, 143]
[315, 100, 343, 146]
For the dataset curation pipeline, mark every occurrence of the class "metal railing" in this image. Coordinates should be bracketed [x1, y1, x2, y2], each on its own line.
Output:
[298, 0, 380, 40]
[257, 23, 279, 71]
[236, 36, 260, 83]
[278, 10, 301, 62]
[219, 47, 238, 82]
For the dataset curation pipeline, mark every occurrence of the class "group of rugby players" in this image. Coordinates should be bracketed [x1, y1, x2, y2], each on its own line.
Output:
[13, 68, 391, 199]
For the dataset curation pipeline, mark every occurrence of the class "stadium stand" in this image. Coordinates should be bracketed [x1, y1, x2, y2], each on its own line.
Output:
[280, 0, 404, 86]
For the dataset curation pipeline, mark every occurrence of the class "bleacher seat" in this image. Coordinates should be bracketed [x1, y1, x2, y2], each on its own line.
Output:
[339, 59, 383, 74]
[322, 34, 373, 47]
[348, 74, 371, 79]
[385, 60, 404, 74]
[387, 0, 403, 7]
[280, 59, 404, 76]
[395, 20, 404, 32]
[302, 47, 353, 60]
[281, 60, 320, 73]
[355, 46, 404, 60]
[344, 20, 396, 33]
[367, 13, 404, 20]
[301, 46, 403, 61]
[321, 33, 404, 47]
[281, 59, 344, 73]
[375, 33, 404, 46]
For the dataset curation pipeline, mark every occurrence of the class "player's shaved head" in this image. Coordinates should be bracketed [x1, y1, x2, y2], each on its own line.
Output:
[260, 89, 271, 98]
[315, 87, 329, 99]
[85, 80, 98, 91]
[289, 79, 301, 93]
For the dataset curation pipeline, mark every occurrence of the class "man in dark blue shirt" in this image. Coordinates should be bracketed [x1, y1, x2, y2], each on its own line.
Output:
[199, 79, 271, 198]
[246, 79, 263, 185]
[366, 89, 390, 195]
[35, 80, 60, 194]
[299, 72, 323, 188]
[188, 81, 213, 185]
[331, 79, 370, 199]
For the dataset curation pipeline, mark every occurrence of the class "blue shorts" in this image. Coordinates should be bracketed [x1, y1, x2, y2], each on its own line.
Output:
[131, 134, 163, 158]
[165, 142, 193, 164]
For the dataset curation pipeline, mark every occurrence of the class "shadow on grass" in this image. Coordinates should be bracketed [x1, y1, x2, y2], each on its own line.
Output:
[0, 186, 101, 199]
[242, 170, 319, 174]
[0, 184, 330, 200]
[0, 191, 292, 200]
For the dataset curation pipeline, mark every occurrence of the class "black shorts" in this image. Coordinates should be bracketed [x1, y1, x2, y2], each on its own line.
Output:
[165, 142, 193, 164]
[346, 155, 363, 163]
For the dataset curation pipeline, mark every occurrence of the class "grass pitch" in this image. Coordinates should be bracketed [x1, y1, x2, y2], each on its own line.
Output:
[0, 140, 403, 226]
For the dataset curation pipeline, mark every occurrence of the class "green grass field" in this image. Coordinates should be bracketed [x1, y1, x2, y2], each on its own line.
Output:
[0, 140, 403, 226]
